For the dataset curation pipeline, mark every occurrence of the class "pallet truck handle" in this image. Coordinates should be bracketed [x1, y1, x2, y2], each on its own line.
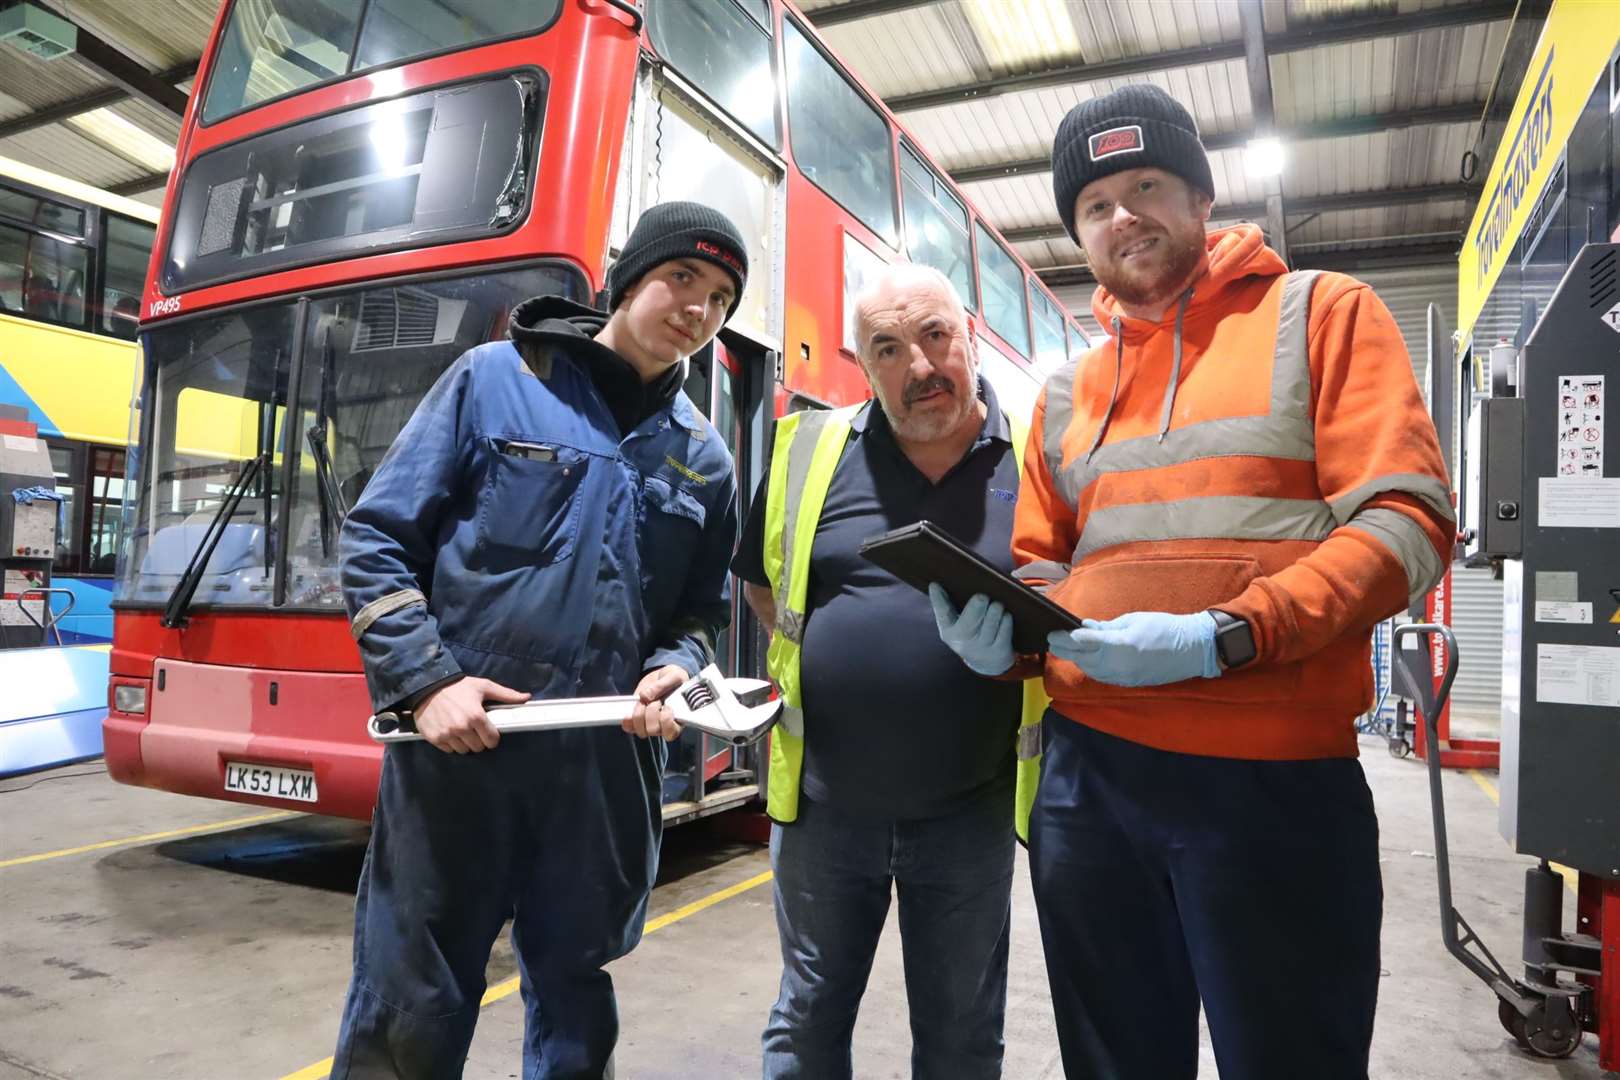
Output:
[17, 586, 75, 647]
[1395, 623, 1516, 991]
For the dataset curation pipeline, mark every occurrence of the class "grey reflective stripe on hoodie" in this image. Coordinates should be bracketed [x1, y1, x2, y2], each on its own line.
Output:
[1039, 270, 1447, 592]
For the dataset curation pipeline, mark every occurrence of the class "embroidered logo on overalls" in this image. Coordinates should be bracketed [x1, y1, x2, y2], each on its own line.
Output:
[664, 454, 708, 486]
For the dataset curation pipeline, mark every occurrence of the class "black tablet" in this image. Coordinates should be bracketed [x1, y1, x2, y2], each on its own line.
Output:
[858, 520, 1080, 654]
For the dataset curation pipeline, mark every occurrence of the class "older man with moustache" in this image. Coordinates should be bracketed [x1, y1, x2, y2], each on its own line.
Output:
[731, 263, 1043, 1079]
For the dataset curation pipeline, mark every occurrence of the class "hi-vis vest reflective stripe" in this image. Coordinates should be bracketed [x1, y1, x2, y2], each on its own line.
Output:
[1032, 270, 1451, 604]
[761, 403, 1050, 843]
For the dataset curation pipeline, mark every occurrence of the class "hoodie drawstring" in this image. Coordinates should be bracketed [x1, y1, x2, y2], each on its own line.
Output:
[1085, 317, 1125, 461]
[1157, 287, 1195, 443]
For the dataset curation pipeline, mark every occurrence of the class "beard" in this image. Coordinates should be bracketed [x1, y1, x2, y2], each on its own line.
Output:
[1091, 221, 1205, 309]
[875, 370, 978, 443]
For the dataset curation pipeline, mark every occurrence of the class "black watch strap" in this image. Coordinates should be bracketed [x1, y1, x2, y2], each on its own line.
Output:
[1209, 610, 1257, 670]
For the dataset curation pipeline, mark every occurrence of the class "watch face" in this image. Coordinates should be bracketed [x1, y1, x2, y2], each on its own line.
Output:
[1218, 619, 1256, 667]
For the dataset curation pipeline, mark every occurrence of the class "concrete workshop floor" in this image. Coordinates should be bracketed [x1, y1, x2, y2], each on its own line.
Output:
[0, 737, 1613, 1079]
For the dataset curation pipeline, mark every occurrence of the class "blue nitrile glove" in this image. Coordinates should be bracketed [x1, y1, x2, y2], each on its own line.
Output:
[1046, 611, 1221, 687]
[929, 584, 1015, 676]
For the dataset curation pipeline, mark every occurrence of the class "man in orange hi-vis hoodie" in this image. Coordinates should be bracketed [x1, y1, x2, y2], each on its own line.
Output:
[930, 85, 1455, 1079]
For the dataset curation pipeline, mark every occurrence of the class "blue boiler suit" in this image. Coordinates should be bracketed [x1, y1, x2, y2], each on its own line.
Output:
[332, 297, 738, 1079]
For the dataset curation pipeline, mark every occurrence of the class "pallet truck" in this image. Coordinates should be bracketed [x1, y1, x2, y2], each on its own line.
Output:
[1399, 623, 1599, 1060]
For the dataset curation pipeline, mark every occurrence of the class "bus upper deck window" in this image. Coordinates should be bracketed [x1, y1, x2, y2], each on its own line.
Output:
[648, 0, 779, 148]
[355, 0, 561, 71]
[783, 18, 897, 248]
[202, 0, 360, 124]
[975, 221, 1030, 359]
[899, 143, 975, 313]
[0, 185, 85, 236]
[1029, 284, 1065, 376]
[201, 0, 563, 125]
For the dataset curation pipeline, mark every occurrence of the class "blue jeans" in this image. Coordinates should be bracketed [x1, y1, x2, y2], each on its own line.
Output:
[762, 789, 1015, 1080]
[331, 729, 664, 1079]
[1029, 713, 1383, 1080]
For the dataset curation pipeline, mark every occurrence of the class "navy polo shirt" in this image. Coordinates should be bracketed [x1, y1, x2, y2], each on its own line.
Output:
[732, 378, 1022, 821]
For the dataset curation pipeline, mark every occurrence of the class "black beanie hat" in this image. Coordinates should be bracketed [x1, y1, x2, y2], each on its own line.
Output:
[1051, 83, 1215, 242]
[606, 201, 750, 320]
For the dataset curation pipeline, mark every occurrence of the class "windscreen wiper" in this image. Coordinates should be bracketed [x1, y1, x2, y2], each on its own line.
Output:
[304, 321, 347, 556]
[161, 454, 265, 628]
[306, 423, 348, 555]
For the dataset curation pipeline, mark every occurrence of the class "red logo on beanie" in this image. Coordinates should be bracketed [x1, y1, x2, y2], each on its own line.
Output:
[696, 240, 744, 275]
[1089, 125, 1143, 161]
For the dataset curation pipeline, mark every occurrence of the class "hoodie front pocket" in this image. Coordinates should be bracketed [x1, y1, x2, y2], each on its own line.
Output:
[1058, 552, 1261, 621]
[1053, 551, 1301, 703]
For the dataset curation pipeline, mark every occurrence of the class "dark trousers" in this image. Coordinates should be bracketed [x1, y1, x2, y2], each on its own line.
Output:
[1029, 713, 1383, 1080]
[762, 790, 1015, 1080]
[331, 728, 665, 1080]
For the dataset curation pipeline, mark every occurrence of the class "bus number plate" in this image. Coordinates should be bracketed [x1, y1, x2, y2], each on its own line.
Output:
[224, 762, 317, 803]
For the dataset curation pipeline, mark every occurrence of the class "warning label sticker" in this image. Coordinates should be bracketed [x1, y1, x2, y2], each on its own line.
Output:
[1555, 374, 1603, 477]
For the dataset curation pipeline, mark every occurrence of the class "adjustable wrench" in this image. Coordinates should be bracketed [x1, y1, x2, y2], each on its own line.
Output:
[368, 664, 780, 746]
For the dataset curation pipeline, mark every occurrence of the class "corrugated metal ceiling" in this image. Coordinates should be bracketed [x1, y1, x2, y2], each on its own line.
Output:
[806, 0, 1519, 283]
[0, 0, 1530, 281]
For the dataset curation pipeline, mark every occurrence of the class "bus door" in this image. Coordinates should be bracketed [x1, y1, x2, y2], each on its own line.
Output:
[614, 43, 787, 818]
[665, 333, 773, 811]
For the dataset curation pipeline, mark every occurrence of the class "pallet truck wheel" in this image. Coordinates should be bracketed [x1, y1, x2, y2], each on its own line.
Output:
[1525, 1020, 1583, 1059]
[1387, 738, 1410, 759]
[1507, 1002, 1583, 1059]
[1498, 1000, 1526, 1044]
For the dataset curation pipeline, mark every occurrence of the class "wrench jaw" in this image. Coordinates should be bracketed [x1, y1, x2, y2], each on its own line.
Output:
[671, 665, 781, 745]
[368, 709, 417, 742]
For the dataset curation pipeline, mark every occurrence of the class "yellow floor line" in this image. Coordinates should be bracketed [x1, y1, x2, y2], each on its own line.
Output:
[1465, 770, 1578, 893]
[280, 869, 775, 1080]
[0, 810, 297, 869]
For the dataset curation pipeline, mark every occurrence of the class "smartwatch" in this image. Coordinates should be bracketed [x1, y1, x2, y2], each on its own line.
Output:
[1208, 610, 1256, 670]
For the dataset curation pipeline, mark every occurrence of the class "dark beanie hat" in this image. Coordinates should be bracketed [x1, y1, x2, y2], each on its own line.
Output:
[606, 201, 750, 320]
[1051, 83, 1215, 241]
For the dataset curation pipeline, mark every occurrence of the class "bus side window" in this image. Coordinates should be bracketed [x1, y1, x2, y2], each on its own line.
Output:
[647, 0, 779, 148]
[46, 440, 86, 575]
[974, 222, 1031, 358]
[1029, 281, 1066, 376]
[899, 143, 976, 313]
[101, 215, 156, 339]
[782, 17, 898, 248]
[1067, 319, 1091, 360]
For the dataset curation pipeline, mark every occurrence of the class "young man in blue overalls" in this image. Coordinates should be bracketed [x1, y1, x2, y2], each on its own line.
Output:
[333, 203, 749, 1079]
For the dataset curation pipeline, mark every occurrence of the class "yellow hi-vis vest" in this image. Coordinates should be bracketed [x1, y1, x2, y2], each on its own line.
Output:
[760, 402, 1049, 842]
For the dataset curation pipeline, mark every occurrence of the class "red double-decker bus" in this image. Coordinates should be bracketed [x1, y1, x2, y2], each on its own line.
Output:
[106, 0, 1090, 823]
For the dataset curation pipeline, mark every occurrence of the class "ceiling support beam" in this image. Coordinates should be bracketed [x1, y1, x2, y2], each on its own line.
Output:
[108, 172, 169, 197]
[1038, 235, 1462, 286]
[0, 60, 196, 140]
[948, 101, 1483, 185]
[807, 0, 943, 28]
[53, 18, 190, 119]
[1002, 183, 1477, 245]
[885, 0, 1517, 113]
[1239, 0, 1288, 265]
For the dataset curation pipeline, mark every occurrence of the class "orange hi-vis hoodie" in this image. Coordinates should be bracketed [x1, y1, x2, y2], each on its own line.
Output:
[1012, 224, 1455, 760]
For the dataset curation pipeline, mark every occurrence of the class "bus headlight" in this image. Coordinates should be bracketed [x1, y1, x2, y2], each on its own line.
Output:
[113, 684, 147, 714]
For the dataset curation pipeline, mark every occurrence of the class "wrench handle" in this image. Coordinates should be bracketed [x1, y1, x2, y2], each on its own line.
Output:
[369, 695, 638, 742]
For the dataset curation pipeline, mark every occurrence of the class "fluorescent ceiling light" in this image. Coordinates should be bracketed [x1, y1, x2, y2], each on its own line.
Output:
[964, 0, 1080, 69]
[1244, 137, 1285, 178]
[67, 108, 175, 174]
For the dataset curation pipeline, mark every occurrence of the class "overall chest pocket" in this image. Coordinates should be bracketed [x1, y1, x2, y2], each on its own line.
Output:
[641, 474, 707, 573]
[478, 440, 590, 565]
